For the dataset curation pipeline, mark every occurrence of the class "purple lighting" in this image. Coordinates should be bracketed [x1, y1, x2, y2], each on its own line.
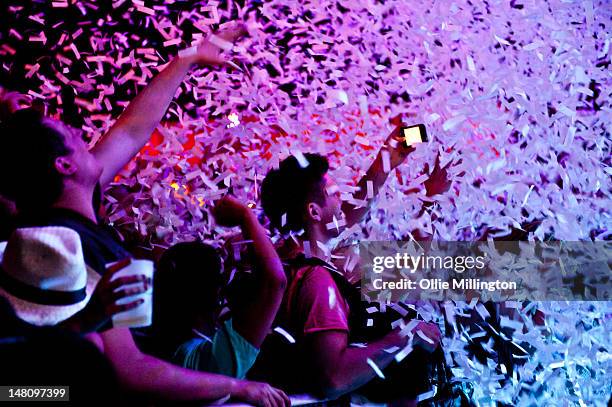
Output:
[0, 1, 610, 405]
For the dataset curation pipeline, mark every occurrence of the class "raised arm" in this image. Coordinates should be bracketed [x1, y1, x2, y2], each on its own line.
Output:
[343, 124, 454, 230]
[93, 25, 245, 187]
[342, 124, 414, 228]
[213, 196, 287, 348]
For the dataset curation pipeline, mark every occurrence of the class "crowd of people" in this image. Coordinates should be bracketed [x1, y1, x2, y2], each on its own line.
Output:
[0, 25, 452, 406]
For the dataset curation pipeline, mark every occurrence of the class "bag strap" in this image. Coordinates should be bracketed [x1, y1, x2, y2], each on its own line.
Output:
[286, 254, 363, 308]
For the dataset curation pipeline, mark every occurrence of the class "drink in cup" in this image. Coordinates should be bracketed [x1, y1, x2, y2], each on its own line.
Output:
[108, 259, 154, 328]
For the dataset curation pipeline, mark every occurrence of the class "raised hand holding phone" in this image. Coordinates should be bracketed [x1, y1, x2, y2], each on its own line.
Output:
[386, 123, 428, 170]
[401, 124, 428, 146]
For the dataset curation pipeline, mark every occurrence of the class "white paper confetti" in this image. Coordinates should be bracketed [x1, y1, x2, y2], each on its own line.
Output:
[366, 358, 386, 379]
[4, 3, 609, 404]
[208, 34, 234, 51]
[273, 327, 296, 344]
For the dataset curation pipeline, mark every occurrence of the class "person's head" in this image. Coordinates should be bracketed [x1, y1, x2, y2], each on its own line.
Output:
[153, 242, 224, 351]
[0, 322, 120, 402]
[261, 153, 344, 240]
[0, 108, 102, 212]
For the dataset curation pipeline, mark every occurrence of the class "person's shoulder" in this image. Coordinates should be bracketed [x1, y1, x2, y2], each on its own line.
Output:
[299, 264, 340, 289]
[175, 337, 212, 360]
[17, 208, 88, 230]
[179, 337, 210, 350]
[173, 337, 214, 371]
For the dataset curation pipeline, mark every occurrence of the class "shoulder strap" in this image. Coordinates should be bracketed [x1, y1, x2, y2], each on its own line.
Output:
[290, 255, 362, 312]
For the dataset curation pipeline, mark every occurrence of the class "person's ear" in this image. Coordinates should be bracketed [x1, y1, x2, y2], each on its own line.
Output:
[55, 156, 77, 176]
[306, 202, 323, 222]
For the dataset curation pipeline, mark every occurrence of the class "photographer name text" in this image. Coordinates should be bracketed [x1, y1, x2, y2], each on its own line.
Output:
[372, 277, 517, 292]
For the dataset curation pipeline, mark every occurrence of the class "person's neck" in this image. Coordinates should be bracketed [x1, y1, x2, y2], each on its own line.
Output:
[305, 225, 332, 260]
[193, 313, 217, 338]
[52, 183, 97, 223]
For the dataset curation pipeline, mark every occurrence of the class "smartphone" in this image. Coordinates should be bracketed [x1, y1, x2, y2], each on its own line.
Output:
[401, 124, 428, 146]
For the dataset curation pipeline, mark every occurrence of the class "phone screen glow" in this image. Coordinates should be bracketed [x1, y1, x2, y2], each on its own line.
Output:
[403, 126, 423, 145]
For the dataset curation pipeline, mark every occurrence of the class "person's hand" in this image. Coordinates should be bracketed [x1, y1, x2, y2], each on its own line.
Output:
[0, 88, 30, 120]
[82, 258, 150, 329]
[185, 23, 247, 66]
[411, 321, 442, 353]
[1, 91, 30, 111]
[213, 195, 250, 227]
[385, 124, 416, 170]
[423, 154, 453, 197]
[233, 380, 291, 407]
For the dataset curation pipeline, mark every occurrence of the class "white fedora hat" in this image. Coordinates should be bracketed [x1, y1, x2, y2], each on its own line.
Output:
[0, 226, 100, 326]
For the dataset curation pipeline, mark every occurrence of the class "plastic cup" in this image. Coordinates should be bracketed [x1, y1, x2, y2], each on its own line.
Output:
[109, 259, 154, 328]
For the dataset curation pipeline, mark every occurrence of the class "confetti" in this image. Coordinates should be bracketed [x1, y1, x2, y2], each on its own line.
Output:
[292, 150, 310, 168]
[163, 38, 182, 47]
[381, 150, 391, 173]
[303, 241, 311, 258]
[366, 180, 374, 199]
[366, 358, 386, 379]
[442, 115, 466, 131]
[2, 3, 609, 404]
[178, 46, 198, 59]
[325, 216, 346, 232]
[416, 387, 437, 402]
[416, 329, 435, 345]
[273, 327, 296, 344]
[394, 344, 414, 363]
[208, 34, 234, 52]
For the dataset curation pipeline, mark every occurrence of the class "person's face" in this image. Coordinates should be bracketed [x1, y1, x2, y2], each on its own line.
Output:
[45, 119, 103, 186]
[308, 175, 345, 238]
